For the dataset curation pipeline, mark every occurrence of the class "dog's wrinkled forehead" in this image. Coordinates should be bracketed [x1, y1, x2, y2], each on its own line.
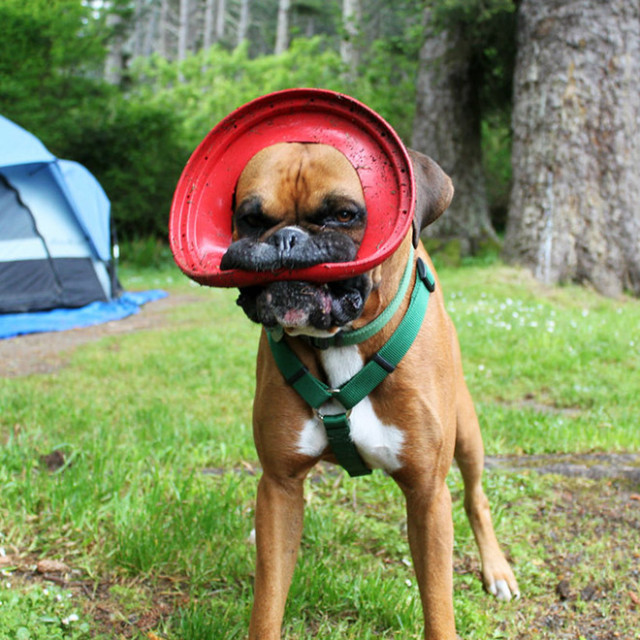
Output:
[235, 142, 365, 221]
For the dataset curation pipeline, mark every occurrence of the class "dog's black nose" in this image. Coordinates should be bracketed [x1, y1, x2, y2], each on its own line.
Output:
[270, 227, 308, 255]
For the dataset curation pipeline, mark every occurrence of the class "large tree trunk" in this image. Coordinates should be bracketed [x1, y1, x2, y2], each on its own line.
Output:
[274, 0, 290, 54]
[504, 0, 640, 297]
[411, 8, 497, 255]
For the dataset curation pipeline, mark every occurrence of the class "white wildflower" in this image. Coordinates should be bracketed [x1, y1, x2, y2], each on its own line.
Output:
[62, 613, 80, 625]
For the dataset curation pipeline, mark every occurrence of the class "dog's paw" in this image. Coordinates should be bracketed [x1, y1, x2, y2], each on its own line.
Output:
[483, 562, 520, 601]
[487, 578, 520, 601]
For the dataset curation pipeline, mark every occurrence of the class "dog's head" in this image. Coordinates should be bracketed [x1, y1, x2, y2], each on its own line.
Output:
[220, 142, 452, 335]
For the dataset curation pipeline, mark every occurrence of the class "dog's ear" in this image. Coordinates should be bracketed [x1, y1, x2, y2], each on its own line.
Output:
[408, 149, 454, 248]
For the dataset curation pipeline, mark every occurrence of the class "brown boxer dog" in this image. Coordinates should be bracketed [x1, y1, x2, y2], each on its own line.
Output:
[222, 142, 519, 639]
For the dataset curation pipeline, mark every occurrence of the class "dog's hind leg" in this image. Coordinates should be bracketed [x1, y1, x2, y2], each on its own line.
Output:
[452, 337, 520, 601]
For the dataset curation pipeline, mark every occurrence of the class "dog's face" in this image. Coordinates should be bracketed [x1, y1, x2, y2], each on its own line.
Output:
[221, 142, 371, 334]
[221, 142, 454, 335]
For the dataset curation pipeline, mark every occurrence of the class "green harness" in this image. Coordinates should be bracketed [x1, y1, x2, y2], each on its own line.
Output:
[267, 249, 436, 477]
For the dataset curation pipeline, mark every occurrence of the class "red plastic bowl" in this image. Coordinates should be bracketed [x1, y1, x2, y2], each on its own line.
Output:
[169, 88, 415, 287]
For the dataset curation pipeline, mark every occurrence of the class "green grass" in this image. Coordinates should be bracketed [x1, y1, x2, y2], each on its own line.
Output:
[0, 257, 638, 639]
[0, 581, 90, 639]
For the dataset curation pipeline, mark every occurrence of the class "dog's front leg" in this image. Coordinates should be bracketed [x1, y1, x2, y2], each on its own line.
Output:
[402, 479, 457, 640]
[249, 472, 304, 640]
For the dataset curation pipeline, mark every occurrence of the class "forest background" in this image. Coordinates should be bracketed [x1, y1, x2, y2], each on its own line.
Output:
[1, 0, 638, 299]
[0, 0, 514, 250]
[1, 2, 639, 638]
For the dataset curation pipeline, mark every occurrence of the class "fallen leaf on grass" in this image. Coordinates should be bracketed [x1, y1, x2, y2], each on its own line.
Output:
[37, 559, 70, 574]
[629, 591, 639, 606]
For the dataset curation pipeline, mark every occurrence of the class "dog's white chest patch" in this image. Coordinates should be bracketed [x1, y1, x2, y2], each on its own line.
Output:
[296, 345, 404, 472]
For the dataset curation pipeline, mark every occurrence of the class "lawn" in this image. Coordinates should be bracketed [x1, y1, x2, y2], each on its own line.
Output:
[0, 254, 638, 639]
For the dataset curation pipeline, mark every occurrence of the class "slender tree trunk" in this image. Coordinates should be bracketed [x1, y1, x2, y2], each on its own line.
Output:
[411, 8, 497, 254]
[215, 0, 226, 42]
[177, 0, 190, 62]
[203, 0, 215, 49]
[141, 0, 159, 57]
[275, 0, 290, 54]
[340, 0, 361, 83]
[104, 10, 125, 85]
[237, 0, 250, 46]
[158, 0, 170, 58]
[505, 0, 640, 296]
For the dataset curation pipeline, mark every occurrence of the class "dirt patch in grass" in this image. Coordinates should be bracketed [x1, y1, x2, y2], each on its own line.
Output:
[513, 477, 639, 639]
[486, 452, 640, 483]
[0, 293, 202, 378]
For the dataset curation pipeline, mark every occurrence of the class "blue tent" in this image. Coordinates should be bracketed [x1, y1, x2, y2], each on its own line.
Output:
[0, 115, 116, 313]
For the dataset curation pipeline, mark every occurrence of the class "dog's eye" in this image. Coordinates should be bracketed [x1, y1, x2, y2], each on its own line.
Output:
[323, 207, 363, 227]
[335, 210, 356, 224]
[235, 202, 277, 236]
[241, 213, 266, 229]
[310, 197, 366, 229]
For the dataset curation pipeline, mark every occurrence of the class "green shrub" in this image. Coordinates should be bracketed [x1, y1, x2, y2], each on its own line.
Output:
[57, 99, 191, 240]
[131, 39, 346, 150]
[131, 37, 419, 151]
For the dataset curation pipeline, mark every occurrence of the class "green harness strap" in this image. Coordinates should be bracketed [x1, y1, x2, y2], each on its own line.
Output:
[267, 258, 436, 477]
[304, 247, 415, 349]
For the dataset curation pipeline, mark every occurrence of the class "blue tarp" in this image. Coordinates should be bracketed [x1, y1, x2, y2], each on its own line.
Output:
[0, 290, 168, 340]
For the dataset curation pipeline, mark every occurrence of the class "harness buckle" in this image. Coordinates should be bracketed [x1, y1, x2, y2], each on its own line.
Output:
[314, 406, 352, 421]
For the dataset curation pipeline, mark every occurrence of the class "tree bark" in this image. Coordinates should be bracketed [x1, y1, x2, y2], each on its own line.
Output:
[340, 0, 362, 84]
[411, 8, 497, 254]
[275, 0, 290, 54]
[504, 0, 640, 297]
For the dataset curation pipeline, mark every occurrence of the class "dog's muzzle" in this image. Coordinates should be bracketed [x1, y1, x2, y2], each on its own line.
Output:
[220, 227, 358, 272]
[235, 276, 371, 331]
[221, 226, 369, 331]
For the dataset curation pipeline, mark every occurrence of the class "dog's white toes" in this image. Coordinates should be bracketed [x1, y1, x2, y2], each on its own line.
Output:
[491, 579, 514, 601]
